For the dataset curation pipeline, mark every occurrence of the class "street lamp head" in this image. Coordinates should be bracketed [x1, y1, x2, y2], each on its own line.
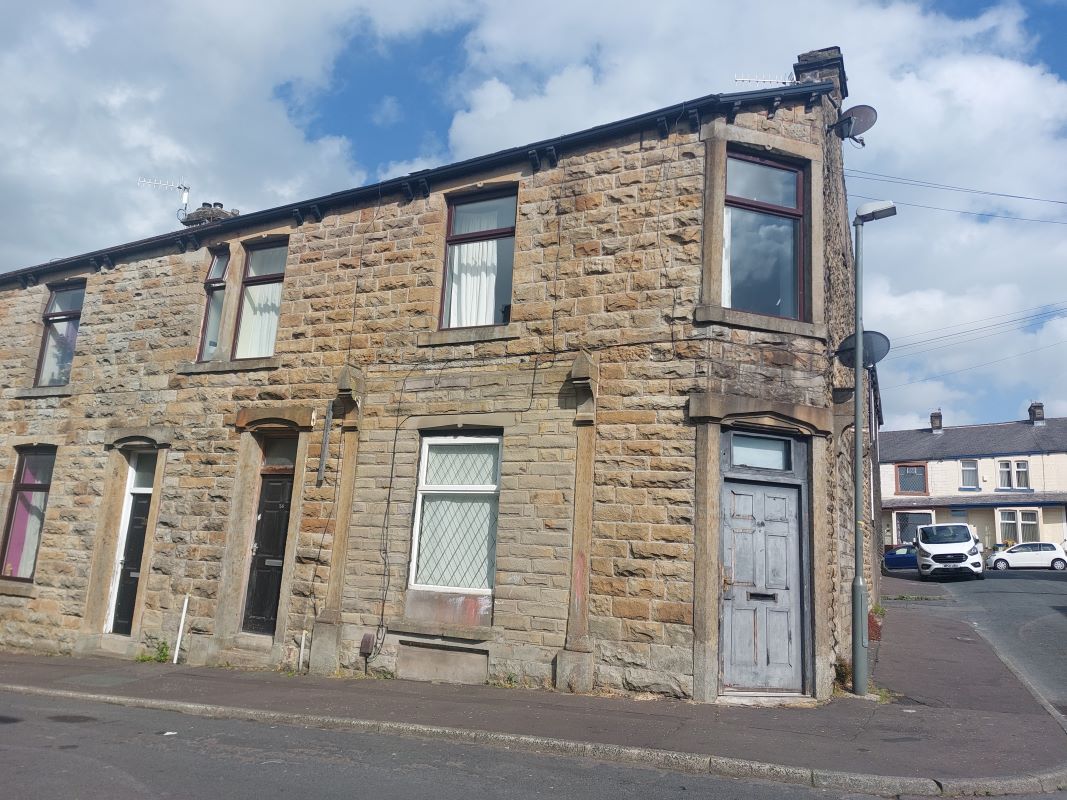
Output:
[855, 200, 896, 224]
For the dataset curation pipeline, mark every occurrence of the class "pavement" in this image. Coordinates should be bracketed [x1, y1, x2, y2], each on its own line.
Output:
[1, 575, 1065, 798]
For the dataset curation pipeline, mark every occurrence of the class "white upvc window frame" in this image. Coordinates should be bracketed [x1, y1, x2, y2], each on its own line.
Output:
[997, 507, 1040, 545]
[409, 435, 502, 595]
[997, 460, 1013, 488]
[960, 459, 978, 489]
[1015, 460, 1030, 489]
[104, 450, 156, 633]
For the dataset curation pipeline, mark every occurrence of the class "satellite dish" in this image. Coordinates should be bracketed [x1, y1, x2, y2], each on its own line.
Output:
[832, 105, 878, 141]
[836, 331, 891, 369]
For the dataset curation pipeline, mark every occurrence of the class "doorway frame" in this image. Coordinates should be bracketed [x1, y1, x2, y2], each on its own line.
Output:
[718, 430, 813, 696]
[104, 449, 159, 634]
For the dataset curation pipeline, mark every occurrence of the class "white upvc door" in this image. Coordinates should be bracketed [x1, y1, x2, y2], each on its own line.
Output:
[104, 452, 155, 633]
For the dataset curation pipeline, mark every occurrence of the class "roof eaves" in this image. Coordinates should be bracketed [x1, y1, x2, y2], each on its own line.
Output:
[1, 81, 835, 286]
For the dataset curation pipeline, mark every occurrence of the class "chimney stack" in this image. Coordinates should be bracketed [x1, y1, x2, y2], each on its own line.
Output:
[1029, 401, 1045, 426]
[930, 409, 943, 434]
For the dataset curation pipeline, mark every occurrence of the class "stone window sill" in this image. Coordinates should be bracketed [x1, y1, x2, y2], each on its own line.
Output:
[417, 324, 520, 348]
[177, 356, 280, 375]
[388, 618, 493, 642]
[15, 386, 73, 399]
[0, 580, 38, 598]
[694, 305, 826, 341]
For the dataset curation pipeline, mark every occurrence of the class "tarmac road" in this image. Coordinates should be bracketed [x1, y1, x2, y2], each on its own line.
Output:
[0, 688, 887, 800]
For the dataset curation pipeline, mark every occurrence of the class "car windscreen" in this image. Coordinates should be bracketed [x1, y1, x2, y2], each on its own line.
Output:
[918, 525, 971, 544]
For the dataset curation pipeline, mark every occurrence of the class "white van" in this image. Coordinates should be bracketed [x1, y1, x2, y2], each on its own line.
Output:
[915, 523, 984, 580]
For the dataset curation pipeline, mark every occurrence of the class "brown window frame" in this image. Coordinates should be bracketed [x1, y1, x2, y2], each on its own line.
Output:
[895, 462, 928, 495]
[231, 241, 288, 361]
[439, 187, 518, 330]
[0, 447, 57, 582]
[723, 152, 807, 322]
[34, 282, 85, 387]
[197, 249, 231, 362]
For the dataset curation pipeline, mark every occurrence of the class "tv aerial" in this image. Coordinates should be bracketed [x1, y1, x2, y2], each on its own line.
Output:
[138, 177, 191, 221]
[828, 105, 877, 147]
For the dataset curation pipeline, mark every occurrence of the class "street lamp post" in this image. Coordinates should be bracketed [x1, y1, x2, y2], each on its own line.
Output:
[851, 200, 896, 696]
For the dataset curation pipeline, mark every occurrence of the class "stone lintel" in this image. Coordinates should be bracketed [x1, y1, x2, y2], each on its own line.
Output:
[417, 323, 521, 348]
[104, 426, 174, 450]
[388, 618, 493, 642]
[688, 392, 833, 437]
[14, 386, 74, 400]
[693, 305, 827, 341]
[235, 405, 315, 432]
[177, 356, 281, 375]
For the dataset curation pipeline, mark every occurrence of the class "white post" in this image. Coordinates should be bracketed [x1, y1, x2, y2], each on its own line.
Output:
[299, 630, 307, 673]
[173, 594, 189, 665]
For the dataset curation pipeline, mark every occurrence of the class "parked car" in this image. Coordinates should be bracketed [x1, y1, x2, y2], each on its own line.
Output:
[986, 542, 1067, 571]
[882, 544, 917, 572]
[916, 523, 984, 580]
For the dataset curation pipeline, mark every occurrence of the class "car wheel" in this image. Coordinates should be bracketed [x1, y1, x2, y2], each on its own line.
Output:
[994, 559, 1009, 571]
[1052, 559, 1066, 571]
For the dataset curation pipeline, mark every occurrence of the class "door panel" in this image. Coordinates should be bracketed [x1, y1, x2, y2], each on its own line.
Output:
[112, 494, 151, 636]
[721, 482, 802, 692]
[242, 475, 293, 636]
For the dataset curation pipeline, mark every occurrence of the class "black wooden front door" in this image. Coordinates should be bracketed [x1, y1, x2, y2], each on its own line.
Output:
[112, 494, 151, 636]
[242, 475, 293, 635]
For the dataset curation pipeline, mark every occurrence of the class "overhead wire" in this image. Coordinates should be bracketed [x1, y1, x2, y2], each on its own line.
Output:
[844, 169, 1067, 206]
[848, 193, 1067, 226]
[882, 338, 1067, 389]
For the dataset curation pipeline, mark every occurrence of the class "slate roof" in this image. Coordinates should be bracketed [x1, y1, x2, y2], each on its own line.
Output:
[880, 417, 1067, 463]
[883, 492, 1067, 509]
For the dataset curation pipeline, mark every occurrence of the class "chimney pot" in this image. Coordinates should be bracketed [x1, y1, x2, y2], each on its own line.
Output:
[931, 409, 943, 434]
[1029, 401, 1045, 426]
[213, 202, 224, 209]
[201, 202, 212, 209]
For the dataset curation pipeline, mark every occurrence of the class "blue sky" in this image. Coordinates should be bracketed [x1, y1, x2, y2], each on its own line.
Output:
[1, 0, 1065, 431]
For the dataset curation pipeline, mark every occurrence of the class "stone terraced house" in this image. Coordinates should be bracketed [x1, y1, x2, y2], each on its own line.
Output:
[0, 47, 877, 702]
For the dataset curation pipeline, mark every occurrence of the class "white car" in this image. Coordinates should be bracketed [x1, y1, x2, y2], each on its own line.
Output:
[915, 523, 984, 580]
[986, 542, 1067, 571]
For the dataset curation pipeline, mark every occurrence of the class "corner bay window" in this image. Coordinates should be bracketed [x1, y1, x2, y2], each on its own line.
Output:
[36, 284, 84, 386]
[198, 250, 230, 361]
[1, 449, 56, 580]
[723, 155, 804, 320]
[410, 436, 501, 592]
[443, 193, 516, 329]
[233, 244, 286, 359]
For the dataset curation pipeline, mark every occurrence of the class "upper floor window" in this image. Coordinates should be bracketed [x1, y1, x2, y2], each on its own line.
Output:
[896, 463, 927, 495]
[35, 284, 84, 387]
[960, 459, 978, 489]
[198, 250, 230, 361]
[722, 155, 805, 320]
[1015, 460, 1030, 489]
[442, 192, 516, 329]
[1, 448, 56, 580]
[233, 244, 287, 359]
[997, 459, 1030, 489]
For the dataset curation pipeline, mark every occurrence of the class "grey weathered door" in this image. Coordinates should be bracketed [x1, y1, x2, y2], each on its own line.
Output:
[721, 481, 802, 692]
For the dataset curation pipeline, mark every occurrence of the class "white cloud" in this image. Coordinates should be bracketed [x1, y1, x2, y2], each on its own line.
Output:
[2, 0, 1065, 429]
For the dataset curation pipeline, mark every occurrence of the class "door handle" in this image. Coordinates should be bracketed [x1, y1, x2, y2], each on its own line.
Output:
[251, 542, 259, 556]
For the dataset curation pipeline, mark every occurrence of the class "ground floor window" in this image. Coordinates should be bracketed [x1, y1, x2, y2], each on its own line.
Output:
[410, 435, 501, 592]
[895, 511, 932, 544]
[1000, 508, 1039, 544]
[1, 448, 56, 580]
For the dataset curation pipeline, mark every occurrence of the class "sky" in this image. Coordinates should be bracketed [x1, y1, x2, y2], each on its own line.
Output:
[1, 0, 1065, 432]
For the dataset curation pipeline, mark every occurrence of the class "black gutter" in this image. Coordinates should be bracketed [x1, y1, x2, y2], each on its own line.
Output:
[1, 81, 834, 286]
